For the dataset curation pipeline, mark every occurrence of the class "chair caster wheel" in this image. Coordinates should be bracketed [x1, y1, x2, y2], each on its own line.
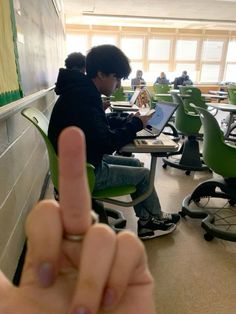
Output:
[204, 233, 214, 241]
[162, 163, 167, 169]
[185, 170, 191, 175]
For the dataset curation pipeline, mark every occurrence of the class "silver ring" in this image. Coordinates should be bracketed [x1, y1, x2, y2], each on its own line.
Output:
[64, 233, 85, 242]
[64, 210, 98, 242]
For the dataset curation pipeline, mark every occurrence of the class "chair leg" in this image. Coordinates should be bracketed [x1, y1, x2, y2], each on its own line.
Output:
[92, 200, 127, 230]
[181, 178, 236, 242]
[163, 122, 180, 142]
[92, 200, 109, 224]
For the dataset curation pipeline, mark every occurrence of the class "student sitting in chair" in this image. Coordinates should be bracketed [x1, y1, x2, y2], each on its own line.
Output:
[48, 44, 180, 240]
[173, 70, 193, 89]
[154, 72, 170, 85]
[131, 69, 146, 90]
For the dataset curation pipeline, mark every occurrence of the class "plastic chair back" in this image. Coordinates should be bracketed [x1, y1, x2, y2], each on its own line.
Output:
[228, 86, 236, 105]
[171, 93, 201, 134]
[153, 84, 170, 94]
[194, 106, 236, 177]
[111, 87, 126, 101]
[179, 86, 207, 112]
[21, 108, 96, 192]
[153, 84, 172, 102]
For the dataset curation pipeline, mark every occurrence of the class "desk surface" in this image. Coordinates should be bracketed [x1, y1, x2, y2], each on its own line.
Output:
[202, 93, 227, 99]
[121, 133, 178, 153]
[208, 90, 228, 95]
[206, 103, 236, 112]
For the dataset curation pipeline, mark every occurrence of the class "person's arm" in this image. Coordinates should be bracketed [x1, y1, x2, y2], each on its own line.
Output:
[0, 127, 155, 314]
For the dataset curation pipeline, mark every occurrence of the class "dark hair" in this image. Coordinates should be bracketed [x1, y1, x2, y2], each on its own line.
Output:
[86, 45, 131, 79]
[65, 52, 86, 70]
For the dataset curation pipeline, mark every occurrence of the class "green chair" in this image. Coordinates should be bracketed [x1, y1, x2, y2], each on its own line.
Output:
[111, 86, 126, 101]
[21, 108, 157, 229]
[182, 106, 236, 242]
[223, 85, 236, 141]
[21, 107, 135, 228]
[179, 86, 207, 111]
[162, 93, 208, 175]
[153, 84, 172, 102]
[228, 85, 236, 105]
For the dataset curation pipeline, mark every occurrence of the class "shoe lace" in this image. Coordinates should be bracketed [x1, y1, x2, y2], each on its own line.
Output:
[151, 217, 164, 224]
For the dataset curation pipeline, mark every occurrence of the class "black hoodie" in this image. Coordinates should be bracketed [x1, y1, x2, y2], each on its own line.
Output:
[48, 68, 143, 167]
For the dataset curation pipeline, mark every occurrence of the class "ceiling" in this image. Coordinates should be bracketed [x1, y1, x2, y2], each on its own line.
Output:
[62, 0, 236, 31]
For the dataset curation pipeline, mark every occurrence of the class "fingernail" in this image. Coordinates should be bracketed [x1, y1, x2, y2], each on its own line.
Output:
[102, 288, 116, 309]
[38, 262, 54, 287]
[73, 307, 90, 314]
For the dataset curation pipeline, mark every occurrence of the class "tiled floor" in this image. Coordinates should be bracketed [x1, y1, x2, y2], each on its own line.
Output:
[44, 111, 236, 314]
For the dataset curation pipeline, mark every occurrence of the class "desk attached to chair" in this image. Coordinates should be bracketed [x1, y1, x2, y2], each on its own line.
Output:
[113, 133, 179, 206]
[206, 102, 236, 138]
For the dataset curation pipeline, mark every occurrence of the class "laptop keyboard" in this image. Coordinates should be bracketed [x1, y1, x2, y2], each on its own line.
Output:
[136, 129, 152, 137]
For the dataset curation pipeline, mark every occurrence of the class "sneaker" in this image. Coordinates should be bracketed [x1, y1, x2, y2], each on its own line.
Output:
[138, 217, 176, 240]
[161, 212, 181, 225]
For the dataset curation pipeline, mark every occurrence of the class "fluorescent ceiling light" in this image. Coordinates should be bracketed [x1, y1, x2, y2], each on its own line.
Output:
[82, 12, 236, 24]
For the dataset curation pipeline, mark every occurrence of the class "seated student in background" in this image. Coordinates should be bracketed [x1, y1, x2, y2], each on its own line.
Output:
[154, 72, 170, 85]
[62, 52, 130, 135]
[55, 52, 86, 95]
[64, 51, 86, 73]
[131, 69, 146, 90]
[48, 44, 180, 240]
[173, 70, 193, 89]
[0, 126, 155, 314]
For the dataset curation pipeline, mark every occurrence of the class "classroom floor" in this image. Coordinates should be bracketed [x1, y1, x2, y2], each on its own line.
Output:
[44, 111, 236, 314]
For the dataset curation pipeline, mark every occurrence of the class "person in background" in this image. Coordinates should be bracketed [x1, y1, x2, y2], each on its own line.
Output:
[48, 44, 180, 240]
[131, 69, 146, 90]
[55, 52, 86, 95]
[173, 70, 193, 89]
[64, 52, 86, 73]
[0, 126, 155, 314]
[154, 72, 170, 85]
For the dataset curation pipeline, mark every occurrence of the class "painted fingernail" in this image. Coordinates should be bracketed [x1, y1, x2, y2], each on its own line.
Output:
[73, 307, 90, 314]
[102, 288, 116, 309]
[38, 262, 54, 287]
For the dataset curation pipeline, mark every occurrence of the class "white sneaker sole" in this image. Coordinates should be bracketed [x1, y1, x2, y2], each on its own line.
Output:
[139, 224, 176, 240]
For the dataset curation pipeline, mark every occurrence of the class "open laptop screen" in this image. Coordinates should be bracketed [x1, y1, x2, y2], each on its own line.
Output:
[147, 102, 178, 135]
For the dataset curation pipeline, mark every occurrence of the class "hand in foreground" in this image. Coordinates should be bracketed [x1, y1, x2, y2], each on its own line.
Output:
[102, 99, 111, 111]
[137, 111, 155, 128]
[0, 127, 155, 314]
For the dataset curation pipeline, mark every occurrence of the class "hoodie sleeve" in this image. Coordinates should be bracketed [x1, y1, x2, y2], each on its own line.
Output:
[84, 100, 143, 156]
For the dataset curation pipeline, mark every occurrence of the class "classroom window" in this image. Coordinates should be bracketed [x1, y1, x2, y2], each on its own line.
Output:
[148, 63, 169, 82]
[224, 64, 236, 82]
[175, 40, 197, 61]
[200, 64, 220, 82]
[120, 37, 144, 60]
[175, 63, 197, 82]
[66, 34, 88, 55]
[129, 61, 144, 78]
[202, 40, 224, 61]
[226, 40, 236, 62]
[148, 39, 170, 60]
[91, 34, 117, 47]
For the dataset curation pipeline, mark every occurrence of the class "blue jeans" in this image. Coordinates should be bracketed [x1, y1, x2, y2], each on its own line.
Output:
[94, 154, 161, 220]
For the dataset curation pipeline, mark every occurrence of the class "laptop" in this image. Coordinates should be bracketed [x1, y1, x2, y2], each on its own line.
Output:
[136, 101, 178, 139]
[110, 88, 140, 107]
